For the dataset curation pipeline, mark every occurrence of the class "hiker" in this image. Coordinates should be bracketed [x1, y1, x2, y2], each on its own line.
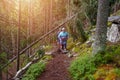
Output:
[58, 27, 68, 51]
[57, 28, 62, 49]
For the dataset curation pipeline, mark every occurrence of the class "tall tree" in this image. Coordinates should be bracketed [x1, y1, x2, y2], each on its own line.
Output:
[92, 0, 109, 54]
[0, 70, 1, 80]
[0, 26, 2, 80]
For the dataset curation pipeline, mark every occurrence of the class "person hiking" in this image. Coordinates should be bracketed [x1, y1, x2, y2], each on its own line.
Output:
[57, 28, 62, 49]
[58, 27, 68, 52]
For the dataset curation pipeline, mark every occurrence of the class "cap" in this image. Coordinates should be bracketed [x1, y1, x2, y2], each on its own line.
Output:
[62, 27, 65, 30]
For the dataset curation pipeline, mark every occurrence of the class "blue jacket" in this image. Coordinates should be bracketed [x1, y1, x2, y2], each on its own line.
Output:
[58, 31, 68, 44]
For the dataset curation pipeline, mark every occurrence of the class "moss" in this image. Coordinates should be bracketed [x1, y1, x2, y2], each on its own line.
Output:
[94, 65, 120, 80]
[72, 47, 80, 53]
[105, 45, 120, 66]
[67, 38, 76, 50]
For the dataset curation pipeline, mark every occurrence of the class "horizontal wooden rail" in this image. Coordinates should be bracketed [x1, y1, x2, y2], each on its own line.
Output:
[1, 13, 77, 70]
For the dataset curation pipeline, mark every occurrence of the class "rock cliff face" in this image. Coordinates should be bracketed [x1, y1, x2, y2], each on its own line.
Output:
[107, 16, 120, 43]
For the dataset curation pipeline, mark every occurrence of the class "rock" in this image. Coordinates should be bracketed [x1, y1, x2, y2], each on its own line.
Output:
[86, 40, 93, 47]
[108, 16, 120, 24]
[45, 52, 52, 55]
[107, 23, 120, 42]
[86, 29, 96, 47]
[15, 78, 20, 80]
[75, 42, 82, 46]
[68, 53, 73, 58]
[73, 54, 78, 57]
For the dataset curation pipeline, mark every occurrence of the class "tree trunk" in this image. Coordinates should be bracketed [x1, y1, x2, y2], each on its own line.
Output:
[11, 32, 16, 56]
[0, 26, 2, 80]
[0, 70, 2, 80]
[17, 0, 21, 71]
[0, 24, 1, 54]
[92, 0, 109, 55]
[67, 0, 71, 17]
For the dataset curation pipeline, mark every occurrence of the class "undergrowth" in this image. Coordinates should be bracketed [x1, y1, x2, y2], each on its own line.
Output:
[69, 44, 120, 80]
[69, 54, 96, 80]
[22, 61, 46, 80]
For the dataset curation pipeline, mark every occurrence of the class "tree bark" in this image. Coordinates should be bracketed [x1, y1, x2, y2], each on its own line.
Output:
[0, 24, 1, 54]
[17, 0, 21, 71]
[92, 0, 109, 55]
[0, 26, 2, 80]
[0, 70, 2, 80]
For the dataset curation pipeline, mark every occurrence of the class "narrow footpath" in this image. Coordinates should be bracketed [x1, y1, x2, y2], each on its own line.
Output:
[37, 50, 72, 80]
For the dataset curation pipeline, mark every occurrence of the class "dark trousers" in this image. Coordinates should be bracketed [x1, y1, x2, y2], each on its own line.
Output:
[61, 43, 67, 50]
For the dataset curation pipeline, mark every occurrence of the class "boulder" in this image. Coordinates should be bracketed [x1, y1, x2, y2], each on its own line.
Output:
[107, 23, 120, 42]
[108, 16, 120, 24]
[107, 16, 120, 43]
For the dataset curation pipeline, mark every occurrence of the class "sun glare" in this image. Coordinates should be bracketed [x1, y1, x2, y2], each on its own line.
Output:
[15, 0, 31, 10]
[24, 0, 30, 3]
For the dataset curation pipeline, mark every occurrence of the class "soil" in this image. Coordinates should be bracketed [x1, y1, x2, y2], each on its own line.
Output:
[37, 50, 72, 80]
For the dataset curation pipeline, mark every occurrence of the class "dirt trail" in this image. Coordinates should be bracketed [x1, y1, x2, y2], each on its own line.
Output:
[37, 51, 72, 80]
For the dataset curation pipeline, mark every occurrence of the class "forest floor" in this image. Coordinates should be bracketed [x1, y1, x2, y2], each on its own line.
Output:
[37, 49, 73, 80]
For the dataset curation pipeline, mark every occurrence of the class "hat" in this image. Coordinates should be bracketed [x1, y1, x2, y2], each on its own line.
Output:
[62, 27, 65, 30]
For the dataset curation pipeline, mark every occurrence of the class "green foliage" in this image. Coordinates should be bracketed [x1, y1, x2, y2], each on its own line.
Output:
[71, 43, 92, 56]
[69, 44, 120, 80]
[0, 52, 7, 67]
[79, 44, 92, 56]
[72, 0, 98, 26]
[92, 45, 120, 66]
[69, 54, 96, 80]
[114, 68, 120, 76]
[76, 17, 87, 43]
[36, 49, 45, 58]
[67, 38, 76, 50]
[20, 39, 27, 48]
[104, 45, 120, 66]
[20, 54, 29, 67]
[67, 24, 79, 41]
[22, 61, 46, 80]
[0, 52, 7, 60]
